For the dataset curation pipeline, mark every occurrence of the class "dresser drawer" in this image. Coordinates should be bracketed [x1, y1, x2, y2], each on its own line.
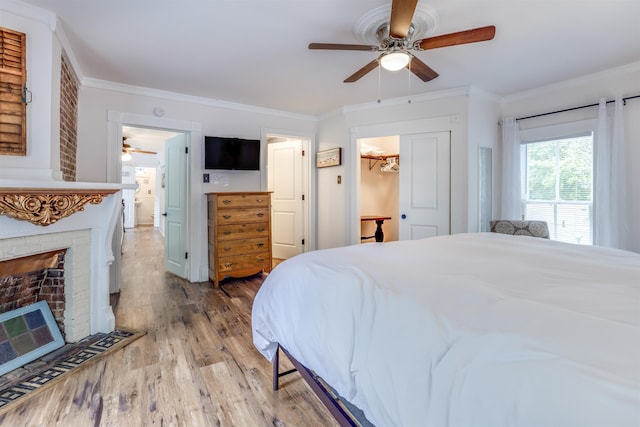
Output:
[218, 252, 270, 273]
[216, 194, 269, 209]
[216, 222, 269, 240]
[217, 237, 269, 257]
[216, 208, 269, 225]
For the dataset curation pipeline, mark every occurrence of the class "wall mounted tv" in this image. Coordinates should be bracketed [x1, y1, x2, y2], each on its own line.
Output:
[204, 136, 261, 170]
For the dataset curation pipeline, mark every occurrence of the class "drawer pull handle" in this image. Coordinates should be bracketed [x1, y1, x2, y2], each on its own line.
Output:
[257, 227, 265, 232]
[256, 212, 265, 218]
[223, 215, 231, 219]
[223, 247, 231, 251]
[257, 257, 264, 262]
[256, 199, 263, 203]
[257, 243, 264, 248]
[222, 199, 231, 205]
[223, 230, 231, 235]
[224, 262, 233, 268]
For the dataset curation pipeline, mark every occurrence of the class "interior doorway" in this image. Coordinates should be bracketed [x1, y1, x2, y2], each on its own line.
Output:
[119, 125, 190, 279]
[266, 134, 311, 261]
[122, 166, 157, 228]
[358, 136, 400, 243]
[120, 126, 173, 232]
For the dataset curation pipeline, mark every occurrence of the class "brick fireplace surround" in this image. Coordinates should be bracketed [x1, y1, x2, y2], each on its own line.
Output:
[0, 249, 68, 336]
[0, 181, 132, 343]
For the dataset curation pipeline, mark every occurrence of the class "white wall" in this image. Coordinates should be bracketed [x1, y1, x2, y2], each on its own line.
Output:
[468, 88, 501, 231]
[77, 84, 318, 281]
[500, 62, 640, 252]
[316, 88, 500, 249]
[316, 112, 349, 249]
[0, 2, 62, 180]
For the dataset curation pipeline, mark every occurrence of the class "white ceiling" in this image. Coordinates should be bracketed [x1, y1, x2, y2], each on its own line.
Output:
[19, 0, 640, 115]
[122, 126, 176, 151]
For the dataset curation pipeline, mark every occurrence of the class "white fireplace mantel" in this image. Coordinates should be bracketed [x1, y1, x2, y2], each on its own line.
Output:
[0, 180, 136, 341]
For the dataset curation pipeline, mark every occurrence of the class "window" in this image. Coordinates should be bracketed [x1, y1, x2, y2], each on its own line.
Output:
[0, 27, 27, 156]
[521, 133, 593, 245]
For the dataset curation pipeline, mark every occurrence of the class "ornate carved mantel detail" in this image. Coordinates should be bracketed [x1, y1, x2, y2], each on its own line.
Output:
[0, 188, 118, 226]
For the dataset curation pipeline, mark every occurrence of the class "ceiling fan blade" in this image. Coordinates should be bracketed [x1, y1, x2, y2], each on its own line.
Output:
[408, 56, 439, 82]
[309, 43, 378, 51]
[130, 149, 157, 155]
[417, 25, 496, 50]
[344, 59, 379, 83]
[389, 0, 419, 38]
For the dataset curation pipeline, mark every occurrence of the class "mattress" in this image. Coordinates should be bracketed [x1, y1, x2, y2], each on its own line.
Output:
[252, 233, 640, 427]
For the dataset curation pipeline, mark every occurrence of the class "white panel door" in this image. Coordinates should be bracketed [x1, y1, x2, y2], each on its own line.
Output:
[399, 131, 450, 240]
[164, 134, 188, 277]
[268, 140, 304, 259]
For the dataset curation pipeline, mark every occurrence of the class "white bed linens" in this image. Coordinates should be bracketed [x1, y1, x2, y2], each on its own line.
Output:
[251, 233, 640, 427]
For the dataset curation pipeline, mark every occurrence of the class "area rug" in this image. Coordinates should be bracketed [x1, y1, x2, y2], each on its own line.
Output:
[0, 328, 145, 416]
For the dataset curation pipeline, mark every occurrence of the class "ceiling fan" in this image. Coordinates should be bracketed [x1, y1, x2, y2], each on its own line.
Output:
[309, 0, 496, 83]
[122, 137, 157, 161]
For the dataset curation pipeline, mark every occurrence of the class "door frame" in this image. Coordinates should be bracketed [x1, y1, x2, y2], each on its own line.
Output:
[349, 115, 465, 245]
[107, 111, 202, 285]
[261, 128, 316, 253]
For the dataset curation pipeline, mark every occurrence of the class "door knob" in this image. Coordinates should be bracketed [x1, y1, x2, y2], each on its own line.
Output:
[401, 214, 407, 219]
[161, 212, 168, 216]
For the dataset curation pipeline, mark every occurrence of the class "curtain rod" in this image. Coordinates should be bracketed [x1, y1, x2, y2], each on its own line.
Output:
[515, 94, 640, 121]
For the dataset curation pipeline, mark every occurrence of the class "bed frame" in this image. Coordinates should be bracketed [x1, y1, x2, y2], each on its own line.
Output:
[272, 344, 362, 427]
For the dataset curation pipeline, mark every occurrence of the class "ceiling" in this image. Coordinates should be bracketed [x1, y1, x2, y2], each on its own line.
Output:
[122, 126, 177, 152]
[19, 0, 640, 116]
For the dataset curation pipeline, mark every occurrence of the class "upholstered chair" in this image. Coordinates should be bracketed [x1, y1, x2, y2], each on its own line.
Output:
[489, 220, 550, 239]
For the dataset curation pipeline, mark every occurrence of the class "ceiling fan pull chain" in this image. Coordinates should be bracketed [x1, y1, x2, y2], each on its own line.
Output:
[407, 59, 412, 104]
[377, 62, 382, 103]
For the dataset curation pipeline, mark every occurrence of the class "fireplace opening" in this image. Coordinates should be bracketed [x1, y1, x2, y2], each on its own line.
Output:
[0, 250, 67, 339]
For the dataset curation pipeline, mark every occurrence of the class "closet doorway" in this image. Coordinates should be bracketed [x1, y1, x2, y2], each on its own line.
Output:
[359, 136, 400, 243]
[356, 131, 451, 243]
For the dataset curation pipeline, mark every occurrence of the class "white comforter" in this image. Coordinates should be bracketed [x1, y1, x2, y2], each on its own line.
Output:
[252, 233, 640, 427]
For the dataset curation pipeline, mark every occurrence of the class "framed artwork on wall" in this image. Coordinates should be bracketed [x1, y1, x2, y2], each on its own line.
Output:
[316, 148, 342, 168]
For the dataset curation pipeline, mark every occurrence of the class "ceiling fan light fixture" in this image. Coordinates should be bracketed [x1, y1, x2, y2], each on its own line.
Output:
[380, 51, 410, 71]
[122, 151, 132, 162]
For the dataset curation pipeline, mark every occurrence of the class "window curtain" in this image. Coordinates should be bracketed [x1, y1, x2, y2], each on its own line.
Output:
[594, 97, 630, 249]
[500, 117, 522, 219]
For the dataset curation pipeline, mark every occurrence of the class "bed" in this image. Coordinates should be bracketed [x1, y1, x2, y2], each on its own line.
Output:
[251, 233, 640, 427]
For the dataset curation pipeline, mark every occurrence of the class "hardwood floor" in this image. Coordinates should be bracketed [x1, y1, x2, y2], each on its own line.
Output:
[0, 227, 337, 426]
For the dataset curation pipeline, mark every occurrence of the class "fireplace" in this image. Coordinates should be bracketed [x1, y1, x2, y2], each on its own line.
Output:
[0, 182, 132, 343]
[0, 231, 91, 341]
[0, 249, 67, 336]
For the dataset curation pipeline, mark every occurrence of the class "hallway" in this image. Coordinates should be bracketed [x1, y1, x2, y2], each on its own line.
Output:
[1, 227, 335, 426]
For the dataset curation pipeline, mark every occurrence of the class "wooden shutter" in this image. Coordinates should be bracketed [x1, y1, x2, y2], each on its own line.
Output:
[0, 27, 27, 156]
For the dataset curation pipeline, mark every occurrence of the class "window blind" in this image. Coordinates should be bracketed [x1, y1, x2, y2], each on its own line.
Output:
[522, 134, 593, 245]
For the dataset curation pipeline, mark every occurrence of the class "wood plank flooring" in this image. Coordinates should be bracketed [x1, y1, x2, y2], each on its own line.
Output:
[0, 227, 337, 426]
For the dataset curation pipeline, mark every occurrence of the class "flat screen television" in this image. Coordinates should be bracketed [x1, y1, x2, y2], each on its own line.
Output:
[204, 136, 260, 170]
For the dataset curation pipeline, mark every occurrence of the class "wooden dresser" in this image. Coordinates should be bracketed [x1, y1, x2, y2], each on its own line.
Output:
[206, 192, 272, 287]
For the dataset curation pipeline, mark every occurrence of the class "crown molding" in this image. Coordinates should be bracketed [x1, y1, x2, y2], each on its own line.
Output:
[82, 78, 318, 122]
[501, 61, 640, 104]
[1, 0, 56, 30]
